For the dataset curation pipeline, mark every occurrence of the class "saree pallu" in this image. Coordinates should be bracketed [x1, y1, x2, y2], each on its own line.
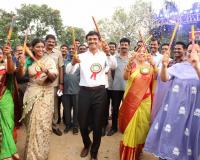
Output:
[0, 75, 17, 160]
[119, 67, 153, 160]
[21, 54, 57, 160]
[22, 85, 54, 160]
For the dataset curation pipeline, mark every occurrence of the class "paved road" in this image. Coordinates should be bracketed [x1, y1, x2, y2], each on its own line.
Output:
[16, 125, 158, 160]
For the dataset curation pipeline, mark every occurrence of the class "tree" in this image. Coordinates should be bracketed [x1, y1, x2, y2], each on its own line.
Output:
[16, 4, 64, 42]
[0, 9, 20, 47]
[98, 0, 154, 46]
[60, 26, 86, 46]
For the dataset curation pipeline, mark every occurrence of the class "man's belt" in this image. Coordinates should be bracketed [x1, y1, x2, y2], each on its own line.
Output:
[80, 85, 105, 91]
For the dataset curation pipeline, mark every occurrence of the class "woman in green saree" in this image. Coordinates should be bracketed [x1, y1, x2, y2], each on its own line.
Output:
[0, 45, 20, 160]
[19, 39, 58, 160]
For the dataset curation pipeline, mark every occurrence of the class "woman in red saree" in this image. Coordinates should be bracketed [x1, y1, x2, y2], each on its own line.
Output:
[119, 47, 157, 160]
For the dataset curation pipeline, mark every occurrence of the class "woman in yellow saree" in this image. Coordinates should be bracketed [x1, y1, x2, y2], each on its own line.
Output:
[119, 47, 157, 160]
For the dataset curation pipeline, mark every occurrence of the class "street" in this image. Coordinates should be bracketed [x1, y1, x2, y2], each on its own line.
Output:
[16, 124, 158, 160]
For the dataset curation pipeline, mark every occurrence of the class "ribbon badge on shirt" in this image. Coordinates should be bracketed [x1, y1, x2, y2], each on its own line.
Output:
[35, 64, 45, 78]
[90, 63, 102, 80]
[140, 66, 150, 75]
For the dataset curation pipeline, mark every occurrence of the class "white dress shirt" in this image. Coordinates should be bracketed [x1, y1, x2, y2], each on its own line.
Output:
[66, 51, 117, 87]
[152, 51, 163, 68]
[68, 50, 117, 87]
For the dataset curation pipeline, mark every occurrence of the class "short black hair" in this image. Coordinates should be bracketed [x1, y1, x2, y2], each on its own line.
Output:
[175, 41, 187, 49]
[78, 44, 87, 49]
[86, 31, 100, 40]
[60, 44, 68, 49]
[161, 43, 169, 48]
[75, 39, 80, 42]
[45, 34, 56, 41]
[108, 42, 117, 48]
[151, 37, 160, 45]
[31, 38, 45, 47]
[120, 38, 130, 45]
[137, 40, 143, 44]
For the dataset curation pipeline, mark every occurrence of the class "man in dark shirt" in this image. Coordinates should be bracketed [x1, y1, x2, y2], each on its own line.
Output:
[168, 41, 186, 67]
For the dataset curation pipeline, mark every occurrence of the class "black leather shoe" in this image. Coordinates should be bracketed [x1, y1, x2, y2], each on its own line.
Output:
[53, 128, 62, 136]
[72, 127, 79, 135]
[107, 129, 117, 136]
[80, 141, 91, 157]
[64, 126, 71, 133]
[80, 146, 90, 157]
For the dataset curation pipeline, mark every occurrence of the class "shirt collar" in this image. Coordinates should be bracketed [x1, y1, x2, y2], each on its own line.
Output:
[88, 50, 100, 55]
[45, 49, 55, 54]
[152, 51, 160, 56]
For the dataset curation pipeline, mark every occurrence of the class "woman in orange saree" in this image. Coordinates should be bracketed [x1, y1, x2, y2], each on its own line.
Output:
[119, 47, 157, 160]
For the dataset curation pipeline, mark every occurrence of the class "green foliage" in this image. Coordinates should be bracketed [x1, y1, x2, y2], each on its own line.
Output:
[16, 4, 64, 41]
[98, 0, 154, 47]
[60, 26, 86, 46]
[0, 4, 85, 48]
[0, 9, 20, 47]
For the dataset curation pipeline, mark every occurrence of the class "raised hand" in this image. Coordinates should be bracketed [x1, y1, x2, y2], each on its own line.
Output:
[3, 44, 12, 56]
[18, 54, 25, 67]
[146, 53, 156, 66]
[72, 55, 80, 65]
[190, 51, 200, 69]
[162, 52, 170, 68]
[101, 40, 110, 55]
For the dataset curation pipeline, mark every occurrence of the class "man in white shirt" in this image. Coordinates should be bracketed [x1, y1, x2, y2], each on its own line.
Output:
[150, 38, 163, 67]
[71, 31, 117, 160]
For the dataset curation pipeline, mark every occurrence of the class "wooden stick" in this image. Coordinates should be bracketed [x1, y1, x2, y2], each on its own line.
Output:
[25, 46, 41, 67]
[145, 35, 153, 44]
[168, 23, 179, 51]
[191, 25, 195, 51]
[72, 28, 78, 58]
[92, 16, 102, 40]
[7, 16, 16, 44]
[23, 28, 29, 54]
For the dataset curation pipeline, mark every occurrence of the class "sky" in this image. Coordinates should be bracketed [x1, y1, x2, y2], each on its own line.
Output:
[0, 0, 198, 32]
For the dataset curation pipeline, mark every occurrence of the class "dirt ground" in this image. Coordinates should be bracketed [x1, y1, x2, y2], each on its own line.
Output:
[16, 124, 158, 160]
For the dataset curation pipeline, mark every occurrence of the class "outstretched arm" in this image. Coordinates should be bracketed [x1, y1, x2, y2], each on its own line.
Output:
[190, 51, 200, 79]
[160, 53, 170, 82]
[4, 45, 15, 74]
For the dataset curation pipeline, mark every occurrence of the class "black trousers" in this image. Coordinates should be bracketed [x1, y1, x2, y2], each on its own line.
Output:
[62, 94, 79, 128]
[58, 96, 63, 121]
[111, 90, 124, 130]
[78, 87, 106, 156]
[103, 89, 113, 127]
